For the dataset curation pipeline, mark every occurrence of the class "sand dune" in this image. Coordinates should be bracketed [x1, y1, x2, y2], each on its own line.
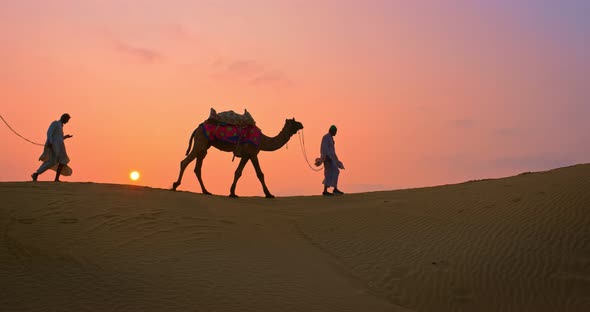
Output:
[2, 164, 590, 311]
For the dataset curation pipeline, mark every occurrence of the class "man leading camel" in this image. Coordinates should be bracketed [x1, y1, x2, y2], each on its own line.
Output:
[320, 125, 345, 196]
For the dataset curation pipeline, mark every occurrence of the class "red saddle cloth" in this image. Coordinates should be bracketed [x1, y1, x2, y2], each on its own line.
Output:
[202, 122, 262, 146]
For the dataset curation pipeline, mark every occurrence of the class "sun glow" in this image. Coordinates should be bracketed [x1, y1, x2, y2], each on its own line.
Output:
[130, 171, 140, 181]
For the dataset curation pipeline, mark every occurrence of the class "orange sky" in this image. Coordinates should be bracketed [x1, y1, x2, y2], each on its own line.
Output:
[2, 0, 589, 196]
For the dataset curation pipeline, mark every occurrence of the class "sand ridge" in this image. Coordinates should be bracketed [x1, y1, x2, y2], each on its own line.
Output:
[1, 164, 590, 311]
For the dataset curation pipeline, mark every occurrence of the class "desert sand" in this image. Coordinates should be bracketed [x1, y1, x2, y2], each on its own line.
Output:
[1, 164, 589, 311]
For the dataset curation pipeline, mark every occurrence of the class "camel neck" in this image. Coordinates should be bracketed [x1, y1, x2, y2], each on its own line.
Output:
[259, 124, 292, 151]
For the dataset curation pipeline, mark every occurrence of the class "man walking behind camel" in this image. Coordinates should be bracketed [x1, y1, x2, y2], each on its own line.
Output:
[32, 113, 73, 182]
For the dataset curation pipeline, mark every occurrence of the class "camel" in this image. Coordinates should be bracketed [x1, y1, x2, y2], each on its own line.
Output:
[172, 118, 304, 198]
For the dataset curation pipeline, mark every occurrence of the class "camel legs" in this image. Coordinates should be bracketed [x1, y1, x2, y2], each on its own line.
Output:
[251, 156, 274, 198]
[194, 150, 211, 195]
[172, 149, 197, 191]
[173, 143, 211, 193]
[229, 157, 250, 198]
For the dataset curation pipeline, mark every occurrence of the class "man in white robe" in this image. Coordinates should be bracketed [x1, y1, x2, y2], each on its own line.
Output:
[32, 113, 73, 182]
[320, 125, 345, 196]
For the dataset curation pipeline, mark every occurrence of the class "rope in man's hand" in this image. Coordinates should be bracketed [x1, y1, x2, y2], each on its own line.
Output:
[298, 130, 323, 172]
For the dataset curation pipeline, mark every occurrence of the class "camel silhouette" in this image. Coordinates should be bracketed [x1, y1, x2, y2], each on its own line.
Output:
[172, 118, 303, 198]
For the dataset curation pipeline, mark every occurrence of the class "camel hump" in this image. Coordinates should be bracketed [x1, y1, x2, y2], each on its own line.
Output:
[208, 108, 256, 126]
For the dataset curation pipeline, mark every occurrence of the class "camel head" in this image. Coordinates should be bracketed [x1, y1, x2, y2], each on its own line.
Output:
[286, 118, 304, 136]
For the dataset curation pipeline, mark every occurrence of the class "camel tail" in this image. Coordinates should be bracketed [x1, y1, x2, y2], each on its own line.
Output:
[185, 127, 198, 156]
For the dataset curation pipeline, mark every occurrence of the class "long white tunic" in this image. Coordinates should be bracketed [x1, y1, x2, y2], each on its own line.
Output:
[320, 133, 340, 187]
[37, 120, 72, 175]
[46, 120, 70, 165]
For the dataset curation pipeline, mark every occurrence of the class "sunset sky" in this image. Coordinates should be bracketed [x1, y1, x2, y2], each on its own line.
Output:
[1, 0, 589, 196]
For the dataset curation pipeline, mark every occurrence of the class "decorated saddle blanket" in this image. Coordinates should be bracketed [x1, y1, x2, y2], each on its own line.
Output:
[207, 108, 256, 126]
[202, 122, 262, 146]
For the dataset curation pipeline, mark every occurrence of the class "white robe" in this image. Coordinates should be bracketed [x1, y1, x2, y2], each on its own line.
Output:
[37, 120, 72, 176]
[320, 133, 340, 187]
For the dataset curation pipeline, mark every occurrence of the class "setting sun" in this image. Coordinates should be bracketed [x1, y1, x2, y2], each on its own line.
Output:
[129, 171, 140, 181]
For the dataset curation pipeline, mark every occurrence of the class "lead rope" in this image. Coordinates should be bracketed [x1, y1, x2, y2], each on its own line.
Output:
[298, 129, 323, 172]
[0, 114, 44, 146]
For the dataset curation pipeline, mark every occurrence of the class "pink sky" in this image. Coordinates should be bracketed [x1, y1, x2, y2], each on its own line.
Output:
[1, 0, 589, 196]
